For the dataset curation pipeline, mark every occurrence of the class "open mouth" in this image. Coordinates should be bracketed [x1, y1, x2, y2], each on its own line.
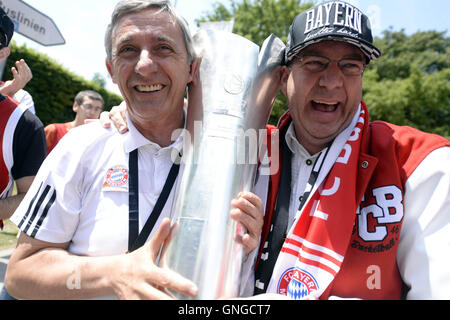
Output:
[312, 100, 340, 112]
[135, 84, 165, 93]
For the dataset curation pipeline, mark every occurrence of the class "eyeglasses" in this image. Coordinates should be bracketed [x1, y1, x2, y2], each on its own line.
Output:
[80, 104, 103, 113]
[292, 55, 366, 76]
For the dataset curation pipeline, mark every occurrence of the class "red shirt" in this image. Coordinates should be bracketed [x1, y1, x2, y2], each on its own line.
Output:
[44, 122, 74, 155]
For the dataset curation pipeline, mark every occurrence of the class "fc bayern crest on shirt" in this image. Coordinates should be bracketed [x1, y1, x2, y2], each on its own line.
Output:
[103, 166, 129, 191]
[277, 267, 319, 299]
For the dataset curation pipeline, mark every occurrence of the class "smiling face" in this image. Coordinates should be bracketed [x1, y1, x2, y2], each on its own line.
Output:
[281, 41, 364, 154]
[106, 8, 193, 132]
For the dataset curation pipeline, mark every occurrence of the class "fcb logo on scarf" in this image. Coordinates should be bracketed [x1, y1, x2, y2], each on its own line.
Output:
[277, 267, 319, 299]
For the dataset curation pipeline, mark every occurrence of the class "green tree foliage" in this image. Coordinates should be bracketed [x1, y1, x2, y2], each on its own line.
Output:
[196, 2, 234, 23]
[363, 29, 449, 136]
[4, 41, 123, 126]
[196, 0, 313, 45]
[197, 2, 449, 136]
[92, 72, 107, 89]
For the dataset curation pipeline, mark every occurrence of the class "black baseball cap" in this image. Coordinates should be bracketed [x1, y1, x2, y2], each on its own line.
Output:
[0, 7, 14, 47]
[285, 1, 381, 64]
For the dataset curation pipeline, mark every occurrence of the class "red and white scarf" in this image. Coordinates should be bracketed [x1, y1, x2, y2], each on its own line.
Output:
[266, 104, 369, 299]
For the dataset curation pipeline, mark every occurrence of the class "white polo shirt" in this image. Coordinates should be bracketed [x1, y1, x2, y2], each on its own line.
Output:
[13, 89, 35, 115]
[11, 116, 183, 257]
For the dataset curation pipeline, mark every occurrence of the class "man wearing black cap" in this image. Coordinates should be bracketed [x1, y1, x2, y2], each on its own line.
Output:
[252, 1, 450, 299]
[0, 9, 46, 232]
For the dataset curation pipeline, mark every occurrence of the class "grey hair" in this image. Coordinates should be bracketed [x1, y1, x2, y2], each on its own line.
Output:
[105, 0, 195, 64]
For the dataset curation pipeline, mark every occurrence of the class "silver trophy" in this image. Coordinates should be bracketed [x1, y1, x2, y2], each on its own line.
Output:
[161, 29, 285, 299]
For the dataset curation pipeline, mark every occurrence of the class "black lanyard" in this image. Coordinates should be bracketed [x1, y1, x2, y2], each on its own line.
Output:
[128, 149, 180, 253]
[254, 124, 292, 293]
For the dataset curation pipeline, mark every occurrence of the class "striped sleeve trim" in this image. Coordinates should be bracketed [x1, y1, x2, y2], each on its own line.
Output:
[17, 182, 57, 238]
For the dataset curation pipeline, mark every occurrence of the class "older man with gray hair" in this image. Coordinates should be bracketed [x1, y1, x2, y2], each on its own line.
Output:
[5, 0, 263, 300]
